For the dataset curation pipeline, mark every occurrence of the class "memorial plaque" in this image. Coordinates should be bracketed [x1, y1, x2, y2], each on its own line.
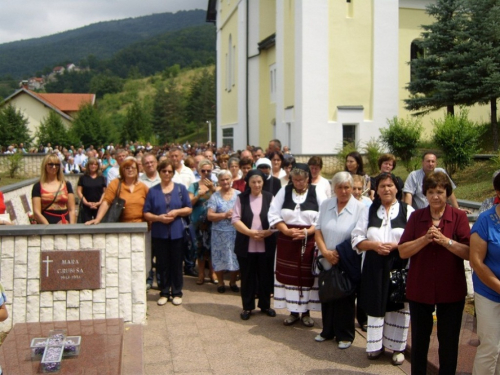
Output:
[21, 194, 31, 213]
[4, 200, 16, 221]
[40, 250, 101, 291]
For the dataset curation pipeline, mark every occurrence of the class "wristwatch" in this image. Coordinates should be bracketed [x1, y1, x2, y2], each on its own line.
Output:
[447, 239, 453, 247]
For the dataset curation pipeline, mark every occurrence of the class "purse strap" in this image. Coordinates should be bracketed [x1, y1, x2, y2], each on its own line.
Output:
[114, 180, 122, 200]
[42, 181, 64, 212]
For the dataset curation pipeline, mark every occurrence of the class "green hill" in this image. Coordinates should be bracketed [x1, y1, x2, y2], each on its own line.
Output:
[0, 10, 208, 78]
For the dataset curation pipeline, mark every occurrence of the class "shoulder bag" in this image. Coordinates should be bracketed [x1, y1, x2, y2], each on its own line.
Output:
[102, 181, 125, 223]
[388, 268, 408, 304]
[316, 257, 356, 303]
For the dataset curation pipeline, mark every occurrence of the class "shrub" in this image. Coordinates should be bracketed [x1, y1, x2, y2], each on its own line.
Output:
[2, 153, 24, 178]
[432, 111, 483, 178]
[364, 138, 383, 175]
[380, 117, 423, 172]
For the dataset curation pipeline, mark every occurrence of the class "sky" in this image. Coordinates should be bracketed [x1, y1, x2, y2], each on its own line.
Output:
[0, 0, 207, 44]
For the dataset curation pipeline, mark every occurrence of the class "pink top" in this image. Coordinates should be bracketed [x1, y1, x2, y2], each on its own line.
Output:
[232, 194, 265, 253]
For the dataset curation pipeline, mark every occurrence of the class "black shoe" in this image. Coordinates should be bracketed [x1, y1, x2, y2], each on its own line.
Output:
[229, 284, 240, 293]
[184, 268, 198, 277]
[240, 310, 251, 320]
[261, 308, 276, 317]
[217, 285, 226, 293]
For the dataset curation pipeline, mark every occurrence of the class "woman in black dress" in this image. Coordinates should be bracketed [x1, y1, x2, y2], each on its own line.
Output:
[77, 157, 106, 222]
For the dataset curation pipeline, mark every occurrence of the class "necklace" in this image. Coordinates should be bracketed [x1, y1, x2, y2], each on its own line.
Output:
[293, 187, 307, 195]
[431, 213, 444, 221]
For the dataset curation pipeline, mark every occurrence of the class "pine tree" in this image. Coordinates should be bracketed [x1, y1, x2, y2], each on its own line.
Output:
[405, 0, 470, 116]
[123, 100, 152, 143]
[151, 80, 184, 143]
[70, 103, 111, 147]
[36, 110, 72, 147]
[0, 105, 32, 147]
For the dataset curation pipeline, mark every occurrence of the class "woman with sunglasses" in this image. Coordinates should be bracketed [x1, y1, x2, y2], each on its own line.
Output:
[144, 159, 192, 306]
[32, 153, 76, 224]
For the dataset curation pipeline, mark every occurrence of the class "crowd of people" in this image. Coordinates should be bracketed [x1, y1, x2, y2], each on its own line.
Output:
[16, 137, 500, 374]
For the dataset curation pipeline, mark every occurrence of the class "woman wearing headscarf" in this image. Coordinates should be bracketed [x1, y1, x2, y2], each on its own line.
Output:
[268, 163, 327, 327]
[232, 169, 276, 320]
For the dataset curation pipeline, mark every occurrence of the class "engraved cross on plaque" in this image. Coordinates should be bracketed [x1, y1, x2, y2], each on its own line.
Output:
[43, 256, 53, 277]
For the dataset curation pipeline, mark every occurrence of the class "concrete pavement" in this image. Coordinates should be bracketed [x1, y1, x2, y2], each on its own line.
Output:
[142, 276, 410, 375]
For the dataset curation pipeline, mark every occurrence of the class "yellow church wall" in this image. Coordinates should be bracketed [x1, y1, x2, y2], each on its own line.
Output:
[259, 47, 276, 148]
[329, 1, 374, 121]
[218, 8, 239, 127]
[398, 7, 491, 139]
[259, 0, 276, 41]
[283, 0, 295, 109]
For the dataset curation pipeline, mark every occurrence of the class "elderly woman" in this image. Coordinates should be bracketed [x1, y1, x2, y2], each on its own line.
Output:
[77, 157, 106, 222]
[399, 171, 470, 375]
[189, 159, 217, 284]
[345, 151, 370, 197]
[351, 173, 414, 365]
[269, 164, 327, 326]
[143, 159, 192, 306]
[470, 172, 500, 374]
[232, 169, 276, 320]
[228, 157, 240, 181]
[207, 170, 240, 292]
[308, 156, 331, 198]
[315, 172, 364, 349]
[32, 153, 76, 224]
[268, 151, 286, 179]
[370, 153, 403, 200]
[86, 157, 148, 224]
[232, 157, 252, 193]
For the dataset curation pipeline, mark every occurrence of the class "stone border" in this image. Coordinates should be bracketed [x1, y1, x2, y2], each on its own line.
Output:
[0, 223, 148, 236]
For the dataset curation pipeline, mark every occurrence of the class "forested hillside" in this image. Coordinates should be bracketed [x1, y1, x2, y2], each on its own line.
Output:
[0, 10, 207, 78]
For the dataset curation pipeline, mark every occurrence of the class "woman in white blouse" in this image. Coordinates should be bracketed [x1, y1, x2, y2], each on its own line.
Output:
[268, 164, 327, 327]
[351, 173, 414, 366]
[315, 172, 365, 349]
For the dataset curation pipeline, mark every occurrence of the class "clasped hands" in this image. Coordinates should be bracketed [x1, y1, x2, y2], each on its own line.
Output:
[157, 210, 179, 224]
[249, 229, 273, 241]
[373, 241, 398, 256]
[285, 228, 307, 240]
[425, 225, 449, 247]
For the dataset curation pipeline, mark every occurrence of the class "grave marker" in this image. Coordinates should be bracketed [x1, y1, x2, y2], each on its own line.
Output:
[40, 250, 101, 291]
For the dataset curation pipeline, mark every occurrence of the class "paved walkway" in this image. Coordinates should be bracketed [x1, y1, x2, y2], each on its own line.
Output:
[142, 276, 410, 375]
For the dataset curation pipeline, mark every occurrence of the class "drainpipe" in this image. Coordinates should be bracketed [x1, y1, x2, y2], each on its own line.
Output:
[245, 0, 250, 146]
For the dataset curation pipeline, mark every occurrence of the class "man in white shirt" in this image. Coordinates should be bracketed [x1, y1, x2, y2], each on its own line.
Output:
[74, 148, 87, 170]
[106, 149, 128, 185]
[403, 152, 459, 209]
[170, 148, 195, 188]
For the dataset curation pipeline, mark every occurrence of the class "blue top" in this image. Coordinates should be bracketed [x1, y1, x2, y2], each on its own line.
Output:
[143, 183, 192, 240]
[207, 189, 240, 231]
[471, 206, 500, 303]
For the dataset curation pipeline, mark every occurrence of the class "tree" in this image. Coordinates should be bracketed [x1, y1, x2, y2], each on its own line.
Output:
[458, 0, 500, 150]
[36, 110, 73, 148]
[432, 111, 483, 177]
[186, 69, 216, 129]
[151, 80, 184, 143]
[0, 105, 32, 147]
[123, 100, 152, 144]
[89, 74, 123, 99]
[70, 103, 111, 147]
[405, 0, 470, 116]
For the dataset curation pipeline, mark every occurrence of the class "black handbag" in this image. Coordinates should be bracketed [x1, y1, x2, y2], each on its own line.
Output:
[77, 200, 84, 223]
[317, 258, 356, 303]
[388, 268, 408, 304]
[102, 181, 125, 223]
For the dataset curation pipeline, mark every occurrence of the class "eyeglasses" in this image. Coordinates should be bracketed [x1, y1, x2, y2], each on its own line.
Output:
[144, 161, 156, 166]
[124, 167, 137, 171]
[160, 169, 174, 174]
[200, 170, 212, 173]
[47, 163, 60, 168]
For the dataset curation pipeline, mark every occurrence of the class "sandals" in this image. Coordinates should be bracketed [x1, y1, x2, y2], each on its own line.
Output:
[301, 315, 314, 327]
[283, 314, 300, 326]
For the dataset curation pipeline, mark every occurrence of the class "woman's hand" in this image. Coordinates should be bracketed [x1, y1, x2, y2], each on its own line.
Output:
[202, 178, 215, 192]
[85, 219, 99, 225]
[324, 249, 340, 265]
[198, 183, 210, 196]
[429, 226, 450, 247]
[374, 242, 393, 256]
[225, 209, 233, 219]
[249, 230, 265, 241]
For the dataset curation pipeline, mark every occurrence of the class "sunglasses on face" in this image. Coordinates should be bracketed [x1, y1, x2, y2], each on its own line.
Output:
[200, 170, 212, 173]
[47, 163, 60, 168]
